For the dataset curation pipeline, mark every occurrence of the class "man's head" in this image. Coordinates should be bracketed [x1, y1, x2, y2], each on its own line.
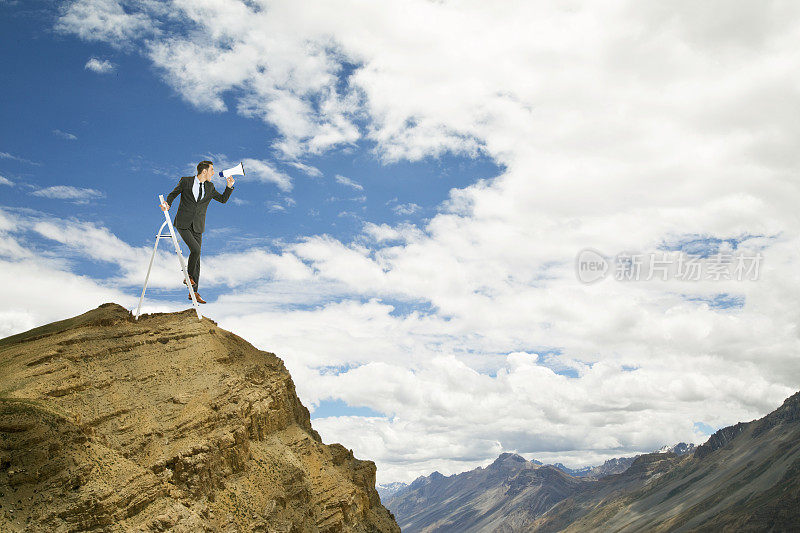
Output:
[196, 160, 214, 181]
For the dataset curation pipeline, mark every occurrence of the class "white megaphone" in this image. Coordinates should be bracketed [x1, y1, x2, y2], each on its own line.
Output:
[219, 162, 245, 178]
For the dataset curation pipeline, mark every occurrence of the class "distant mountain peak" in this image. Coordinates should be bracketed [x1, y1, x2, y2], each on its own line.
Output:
[376, 481, 409, 501]
[490, 452, 527, 468]
[655, 442, 695, 455]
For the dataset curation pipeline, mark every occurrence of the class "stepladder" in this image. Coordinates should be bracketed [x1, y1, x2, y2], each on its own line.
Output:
[135, 194, 202, 320]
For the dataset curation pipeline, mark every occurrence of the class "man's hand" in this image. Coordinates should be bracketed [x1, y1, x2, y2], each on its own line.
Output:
[160, 201, 169, 212]
[226, 176, 235, 188]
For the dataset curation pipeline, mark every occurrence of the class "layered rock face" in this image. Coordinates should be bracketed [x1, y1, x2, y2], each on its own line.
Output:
[0, 303, 400, 533]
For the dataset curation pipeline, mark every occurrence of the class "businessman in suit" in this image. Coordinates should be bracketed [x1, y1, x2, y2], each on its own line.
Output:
[160, 160, 235, 304]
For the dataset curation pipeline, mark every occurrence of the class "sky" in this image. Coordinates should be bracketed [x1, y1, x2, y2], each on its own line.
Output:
[2, 0, 800, 484]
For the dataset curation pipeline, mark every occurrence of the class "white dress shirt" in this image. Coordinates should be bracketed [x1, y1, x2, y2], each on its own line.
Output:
[192, 177, 203, 201]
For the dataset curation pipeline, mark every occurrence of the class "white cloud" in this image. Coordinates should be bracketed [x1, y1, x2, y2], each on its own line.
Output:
[203, 250, 312, 287]
[362, 222, 422, 243]
[0, 209, 32, 260]
[392, 202, 421, 216]
[4, 208, 306, 292]
[0, 151, 38, 165]
[0, 258, 136, 339]
[288, 161, 323, 178]
[84, 57, 115, 73]
[52, 129, 77, 140]
[335, 174, 363, 190]
[0, 175, 13, 186]
[0, 209, 136, 338]
[57, 0, 364, 158]
[327, 194, 366, 205]
[55, 0, 156, 47]
[241, 158, 293, 192]
[31, 185, 103, 203]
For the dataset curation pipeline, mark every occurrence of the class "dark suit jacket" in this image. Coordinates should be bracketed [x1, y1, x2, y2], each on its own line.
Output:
[166, 176, 234, 233]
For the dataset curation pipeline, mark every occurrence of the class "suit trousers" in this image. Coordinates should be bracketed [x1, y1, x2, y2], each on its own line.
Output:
[177, 227, 203, 290]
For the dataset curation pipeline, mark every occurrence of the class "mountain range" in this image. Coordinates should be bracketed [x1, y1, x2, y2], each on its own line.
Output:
[385, 396, 799, 531]
[533, 391, 800, 531]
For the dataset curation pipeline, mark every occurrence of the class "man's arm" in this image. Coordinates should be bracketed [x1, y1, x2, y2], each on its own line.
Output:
[160, 178, 183, 211]
[165, 178, 183, 208]
[211, 182, 235, 204]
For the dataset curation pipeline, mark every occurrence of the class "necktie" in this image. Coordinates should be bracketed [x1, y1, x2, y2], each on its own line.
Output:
[198, 182, 203, 202]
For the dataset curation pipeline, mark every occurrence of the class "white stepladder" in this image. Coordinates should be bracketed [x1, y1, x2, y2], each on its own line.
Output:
[135, 194, 202, 321]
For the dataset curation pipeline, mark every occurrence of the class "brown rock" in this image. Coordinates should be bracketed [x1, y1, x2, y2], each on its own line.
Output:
[0, 303, 399, 532]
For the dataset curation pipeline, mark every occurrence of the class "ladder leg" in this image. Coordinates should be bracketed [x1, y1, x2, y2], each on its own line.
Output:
[167, 226, 203, 320]
[135, 222, 167, 320]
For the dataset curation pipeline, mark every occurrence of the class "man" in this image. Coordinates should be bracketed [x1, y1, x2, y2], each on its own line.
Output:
[160, 160, 235, 304]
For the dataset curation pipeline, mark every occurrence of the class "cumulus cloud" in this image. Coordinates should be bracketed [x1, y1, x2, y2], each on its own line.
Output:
[55, 0, 156, 47]
[362, 221, 422, 243]
[84, 57, 115, 73]
[31, 185, 103, 203]
[51, 0, 800, 483]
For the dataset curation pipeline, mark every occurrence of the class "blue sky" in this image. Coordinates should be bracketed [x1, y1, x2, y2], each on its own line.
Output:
[0, 0, 499, 276]
[2, 0, 799, 484]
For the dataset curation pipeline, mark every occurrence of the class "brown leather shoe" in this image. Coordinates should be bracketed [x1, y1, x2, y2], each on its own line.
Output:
[182, 275, 197, 287]
[189, 292, 207, 304]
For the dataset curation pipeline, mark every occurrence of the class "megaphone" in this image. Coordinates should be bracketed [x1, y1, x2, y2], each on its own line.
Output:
[219, 162, 245, 178]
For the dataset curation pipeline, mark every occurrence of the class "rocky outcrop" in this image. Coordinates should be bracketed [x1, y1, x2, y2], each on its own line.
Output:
[693, 422, 746, 459]
[752, 390, 800, 437]
[0, 303, 399, 532]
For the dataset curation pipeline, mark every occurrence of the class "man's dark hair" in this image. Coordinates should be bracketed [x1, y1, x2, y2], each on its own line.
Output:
[197, 160, 213, 175]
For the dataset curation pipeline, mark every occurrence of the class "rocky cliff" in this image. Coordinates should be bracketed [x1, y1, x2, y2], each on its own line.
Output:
[0, 303, 400, 533]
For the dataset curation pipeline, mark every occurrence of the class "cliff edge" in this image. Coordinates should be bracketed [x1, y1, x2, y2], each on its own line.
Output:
[0, 303, 400, 532]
